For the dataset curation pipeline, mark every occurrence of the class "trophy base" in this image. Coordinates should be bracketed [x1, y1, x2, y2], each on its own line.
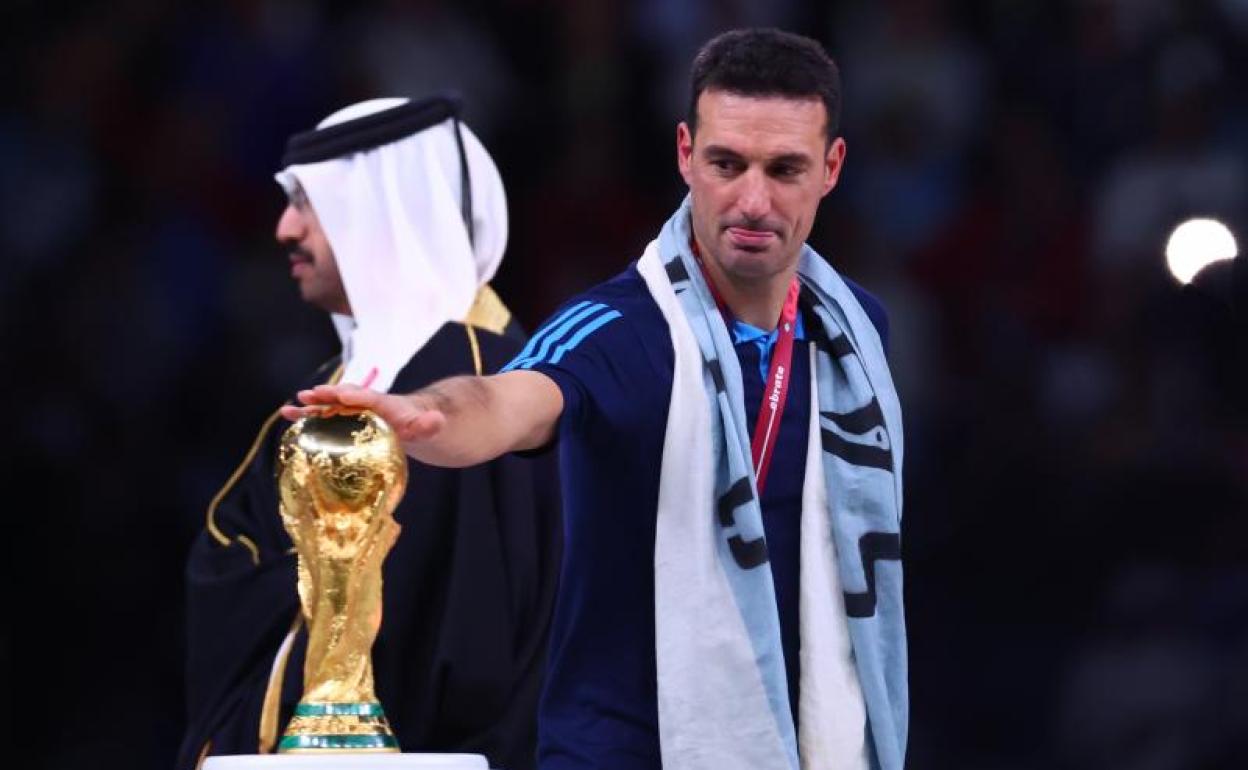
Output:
[279, 701, 399, 753]
[203, 754, 489, 769]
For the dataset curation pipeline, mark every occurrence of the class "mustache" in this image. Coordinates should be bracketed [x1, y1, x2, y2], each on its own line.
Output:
[287, 245, 315, 262]
[721, 216, 784, 235]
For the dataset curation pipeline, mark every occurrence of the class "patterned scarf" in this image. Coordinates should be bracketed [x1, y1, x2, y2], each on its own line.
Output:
[637, 197, 907, 770]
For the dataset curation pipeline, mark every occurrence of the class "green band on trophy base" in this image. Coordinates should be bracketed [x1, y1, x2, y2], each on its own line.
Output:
[278, 734, 400, 751]
[294, 702, 388, 717]
[278, 704, 400, 754]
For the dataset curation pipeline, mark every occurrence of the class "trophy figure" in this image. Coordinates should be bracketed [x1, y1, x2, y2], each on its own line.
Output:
[275, 409, 406, 753]
[202, 410, 490, 769]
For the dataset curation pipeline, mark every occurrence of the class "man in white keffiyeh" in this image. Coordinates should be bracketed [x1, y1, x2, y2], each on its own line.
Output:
[179, 96, 561, 770]
[275, 95, 515, 391]
[285, 31, 907, 770]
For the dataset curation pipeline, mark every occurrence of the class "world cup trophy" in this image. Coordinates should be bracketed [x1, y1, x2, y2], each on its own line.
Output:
[201, 409, 490, 769]
[275, 409, 406, 753]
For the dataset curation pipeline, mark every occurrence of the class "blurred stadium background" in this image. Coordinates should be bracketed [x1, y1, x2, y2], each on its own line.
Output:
[5, 1, 1247, 767]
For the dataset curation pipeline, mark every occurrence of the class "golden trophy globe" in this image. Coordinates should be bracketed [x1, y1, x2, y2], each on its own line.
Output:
[275, 410, 406, 753]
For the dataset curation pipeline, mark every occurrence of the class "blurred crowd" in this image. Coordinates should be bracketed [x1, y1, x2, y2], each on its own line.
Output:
[6, 1, 1248, 767]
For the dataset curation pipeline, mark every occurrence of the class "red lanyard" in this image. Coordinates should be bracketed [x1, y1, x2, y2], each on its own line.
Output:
[691, 240, 800, 494]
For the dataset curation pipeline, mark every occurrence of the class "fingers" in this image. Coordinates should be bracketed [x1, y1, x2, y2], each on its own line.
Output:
[302, 383, 379, 405]
[280, 403, 319, 421]
[280, 383, 380, 420]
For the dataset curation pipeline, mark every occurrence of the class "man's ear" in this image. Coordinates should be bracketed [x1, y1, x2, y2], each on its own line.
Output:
[823, 137, 847, 196]
[677, 121, 695, 186]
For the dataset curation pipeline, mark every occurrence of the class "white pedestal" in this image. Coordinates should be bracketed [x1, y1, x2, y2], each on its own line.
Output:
[203, 755, 489, 769]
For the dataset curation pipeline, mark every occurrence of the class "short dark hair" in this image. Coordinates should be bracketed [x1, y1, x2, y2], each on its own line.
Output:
[687, 28, 842, 142]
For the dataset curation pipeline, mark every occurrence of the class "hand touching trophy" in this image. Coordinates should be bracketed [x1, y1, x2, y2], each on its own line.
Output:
[275, 409, 406, 753]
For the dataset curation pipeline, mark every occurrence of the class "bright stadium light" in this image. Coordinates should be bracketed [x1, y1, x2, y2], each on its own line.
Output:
[1165, 218, 1238, 285]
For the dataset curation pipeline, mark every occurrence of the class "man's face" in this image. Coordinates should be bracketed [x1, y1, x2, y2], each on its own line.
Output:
[275, 182, 351, 315]
[677, 89, 846, 284]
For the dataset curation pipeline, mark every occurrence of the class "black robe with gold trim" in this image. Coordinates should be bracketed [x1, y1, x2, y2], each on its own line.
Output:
[177, 320, 560, 770]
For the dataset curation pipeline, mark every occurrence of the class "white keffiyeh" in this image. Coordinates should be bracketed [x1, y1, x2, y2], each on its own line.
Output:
[276, 98, 508, 392]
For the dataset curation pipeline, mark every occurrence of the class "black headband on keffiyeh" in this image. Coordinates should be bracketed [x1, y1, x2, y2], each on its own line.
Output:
[281, 92, 475, 246]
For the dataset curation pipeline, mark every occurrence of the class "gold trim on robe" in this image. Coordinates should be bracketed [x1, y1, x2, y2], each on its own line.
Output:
[204, 364, 345, 565]
[462, 284, 512, 335]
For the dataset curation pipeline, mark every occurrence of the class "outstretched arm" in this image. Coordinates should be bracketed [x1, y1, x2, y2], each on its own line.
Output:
[280, 370, 563, 468]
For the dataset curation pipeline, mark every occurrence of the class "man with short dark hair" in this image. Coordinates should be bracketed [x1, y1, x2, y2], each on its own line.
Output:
[178, 96, 561, 770]
[287, 30, 907, 770]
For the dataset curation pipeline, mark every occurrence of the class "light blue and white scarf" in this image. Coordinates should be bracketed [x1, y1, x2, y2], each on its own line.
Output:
[638, 198, 907, 770]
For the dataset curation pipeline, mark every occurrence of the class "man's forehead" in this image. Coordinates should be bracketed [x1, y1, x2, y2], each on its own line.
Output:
[697, 89, 826, 120]
[694, 90, 827, 148]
